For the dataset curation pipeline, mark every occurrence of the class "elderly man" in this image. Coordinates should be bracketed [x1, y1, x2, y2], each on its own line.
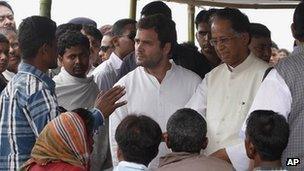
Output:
[186, 8, 268, 156]
[110, 14, 202, 168]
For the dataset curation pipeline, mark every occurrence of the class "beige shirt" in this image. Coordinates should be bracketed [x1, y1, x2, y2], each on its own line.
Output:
[186, 53, 268, 154]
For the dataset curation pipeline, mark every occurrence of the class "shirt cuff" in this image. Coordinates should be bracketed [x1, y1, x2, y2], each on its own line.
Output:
[226, 143, 250, 171]
[89, 108, 105, 131]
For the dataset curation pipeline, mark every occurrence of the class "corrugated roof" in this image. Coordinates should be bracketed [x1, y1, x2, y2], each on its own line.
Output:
[163, 0, 300, 9]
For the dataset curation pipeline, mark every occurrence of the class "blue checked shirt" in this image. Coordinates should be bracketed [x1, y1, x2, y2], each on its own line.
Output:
[0, 62, 104, 170]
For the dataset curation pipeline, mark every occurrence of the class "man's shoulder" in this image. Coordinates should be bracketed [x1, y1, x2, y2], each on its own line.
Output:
[173, 64, 202, 82]
[92, 60, 113, 76]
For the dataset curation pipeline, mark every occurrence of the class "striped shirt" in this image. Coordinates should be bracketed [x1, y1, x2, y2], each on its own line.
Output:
[0, 62, 104, 170]
[0, 62, 60, 170]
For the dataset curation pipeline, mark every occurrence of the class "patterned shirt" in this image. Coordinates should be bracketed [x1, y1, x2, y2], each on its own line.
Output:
[0, 62, 104, 171]
[0, 62, 60, 170]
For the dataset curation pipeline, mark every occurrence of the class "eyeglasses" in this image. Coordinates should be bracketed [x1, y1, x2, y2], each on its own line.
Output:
[100, 46, 113, 52]
[209, 35, 238, 47]
[120, 31, 136, 41]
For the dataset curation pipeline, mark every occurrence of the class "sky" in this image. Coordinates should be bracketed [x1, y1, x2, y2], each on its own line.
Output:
[8, 0, 295, 51]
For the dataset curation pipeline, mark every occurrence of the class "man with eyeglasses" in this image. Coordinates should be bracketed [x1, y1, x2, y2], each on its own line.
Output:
[186, 8, 268, 162]
[91, 18, 136, 171]
[99, 30, 114, 62]
[0, 1, 15, 30]
[195, 9, 221, 68]
[248, 23, 272, 63]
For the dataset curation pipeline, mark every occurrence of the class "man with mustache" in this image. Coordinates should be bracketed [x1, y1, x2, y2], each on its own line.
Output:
[0, 1, 15, 30]
[0, 28, 20, 81]
[53, 30, 99, 111]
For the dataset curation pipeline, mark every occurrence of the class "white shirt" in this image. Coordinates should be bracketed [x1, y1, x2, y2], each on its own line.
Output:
[53, 68, 99, 111]
[226, 69, 291, 171]
[2, 70, 15, 81]
[186, 53, 269, 155]
[114, 161, 149, 171]
[92, 52, 122, 91]
[109, 61, 202, 167]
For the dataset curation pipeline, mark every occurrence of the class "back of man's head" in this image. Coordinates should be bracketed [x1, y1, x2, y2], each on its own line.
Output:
[18, 16, 57, 60]
[213, 8, 250, 34]
[56, 23, 82, 38]
[68, 17, 97, 28]
[138, 14, 176, 48]
[293, 2, 304, 41]
[57, 30, 90, 57]
[246, 110, 289, 161]
[82, 24, 103, 41]
[115, 115, 162, 166]
[250, 23, 271, 39]
[167, 108, 207, 153]
[140, 1, 172, 19]
[112, 18, 136, 37]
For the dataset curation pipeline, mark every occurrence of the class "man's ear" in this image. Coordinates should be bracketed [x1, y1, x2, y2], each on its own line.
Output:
[163, 42, 172, 56]
[202, 137, 208, 150]
[291, 23, 296, 39]
[163, 132, 170, 148]
[112, 36, 119, 47]
[58, 55, 63, 63]
[117, 147, 123, 162]
[245, 138, 256, 160]
[240, 32, 250, 45]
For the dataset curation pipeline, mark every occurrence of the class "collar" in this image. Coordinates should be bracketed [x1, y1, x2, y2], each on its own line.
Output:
[116, 161, 148, 170]
[59, 67, 94, 84]
[159, 152, 201, 167]
[292, 43, 304, 56]
[226, 52, 255, 73]
[110, 52, 123, 70]
[18, 62, 56, 92]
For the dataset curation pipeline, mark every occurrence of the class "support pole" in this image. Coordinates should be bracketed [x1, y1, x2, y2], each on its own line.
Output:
[129, 0, 137, 19]
[187, 4, 195, 43]
[40, 0, 52, 18]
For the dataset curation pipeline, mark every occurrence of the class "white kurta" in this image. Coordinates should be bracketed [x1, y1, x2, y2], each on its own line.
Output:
[92, 52, 122, 91]
[53, 68, 99, 111]
[186, 53, 268, 155]
[109, 61, 202, 167]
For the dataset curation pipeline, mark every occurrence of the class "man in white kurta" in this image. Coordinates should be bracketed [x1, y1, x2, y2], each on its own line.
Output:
[186, 8, 268, 155]
[109, 15, 202, 168]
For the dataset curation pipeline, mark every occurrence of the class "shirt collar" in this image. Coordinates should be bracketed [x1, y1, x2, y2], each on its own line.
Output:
[226, 52, 255, 73]
[18, 62, 56, 92]
[117, 161, 148, 170]
[110, 52, 123, 70]
[292, 43, 304, 56]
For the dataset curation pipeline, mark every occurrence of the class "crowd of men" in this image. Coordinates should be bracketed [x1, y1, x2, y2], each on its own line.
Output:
[0, 0, 303, 171]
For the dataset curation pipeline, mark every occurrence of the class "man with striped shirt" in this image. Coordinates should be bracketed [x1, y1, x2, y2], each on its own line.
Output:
[0, 16, 126, 170]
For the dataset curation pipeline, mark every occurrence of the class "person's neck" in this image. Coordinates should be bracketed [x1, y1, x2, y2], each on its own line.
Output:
[255, 160, 282, 169]
[7, 67, 17, 74]
[228, 50, 250, 68]
[24, 59, 48, 73]
[114, 50, 128, 60]
[145, 60, 171, 83]
[201, 50, 221, 67]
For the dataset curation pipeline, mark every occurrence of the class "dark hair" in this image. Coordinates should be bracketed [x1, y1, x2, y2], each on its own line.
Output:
[278, 48, 290, 56]
[140, 1, 172, 19]
[246, 110, 289, 161]
[293, 2, 304, 40]
[71, 108, 94, 136]
[180, 42, 198, 52]
[57, 30, 90, 56]
[0, 1, 13, 14]
[56, 23, 82, 38]
[195, 8, 217, 29]
[167, 108, 207, 153]
[18, 16, 57, 59]
[271, 41, 279, 49]
[213, 8, 250, 34]
[68, 17, 97, 28]
[138, 14, 176, 47]
[0, 33, 8, 44]
[115, 115, 162, 166]
[250, 23, 271, 39]
[112, 18, 136, 37]
[82, 25, 103, 41]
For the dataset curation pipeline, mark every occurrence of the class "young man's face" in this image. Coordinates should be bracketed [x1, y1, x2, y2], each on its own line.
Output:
[249, 37, 271, 63]
[0, 42, 9, 73]
[196, 22, 215, 56]
[59, 45, 90, 78]
[99, 34, 114, 62]
[0, 6, 15, 30]
[6, 31, 21, 72]
[135, 28, 170, 69]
